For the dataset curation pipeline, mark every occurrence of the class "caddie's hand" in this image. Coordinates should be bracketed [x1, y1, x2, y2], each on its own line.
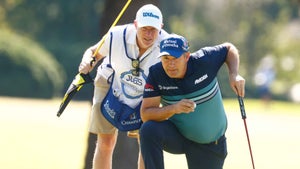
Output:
[78, 49, 95, 74]
[174, 99, 196, 114]
[230, 74, 245, 97]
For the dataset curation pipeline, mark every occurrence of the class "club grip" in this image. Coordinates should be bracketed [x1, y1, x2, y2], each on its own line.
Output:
[90, 57, 96, 67]
[238, 96, 247, 119]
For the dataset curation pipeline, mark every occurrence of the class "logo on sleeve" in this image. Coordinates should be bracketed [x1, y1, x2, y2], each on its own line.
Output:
[144, 83, 154, 92]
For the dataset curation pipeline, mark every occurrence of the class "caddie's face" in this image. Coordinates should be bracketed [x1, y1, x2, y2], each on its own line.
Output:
[161, 53, 190, 78]
[136, 26, 160, 50]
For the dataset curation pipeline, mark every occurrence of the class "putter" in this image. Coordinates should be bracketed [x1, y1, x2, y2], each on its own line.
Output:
[56, 0, 132, 117]
[238, 96, 256, 169]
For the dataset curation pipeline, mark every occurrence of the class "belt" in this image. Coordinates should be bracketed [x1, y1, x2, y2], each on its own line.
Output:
[207, 135, 225, 145]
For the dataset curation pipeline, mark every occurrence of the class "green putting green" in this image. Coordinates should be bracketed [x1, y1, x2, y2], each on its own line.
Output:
[0, 97, 299, 169]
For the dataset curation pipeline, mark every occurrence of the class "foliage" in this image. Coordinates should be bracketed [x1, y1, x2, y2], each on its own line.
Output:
[0, 0, 102, 98]
[0, 28, 65, 98]
[162, 0, 300, 99]
[0, 0, 299, 100]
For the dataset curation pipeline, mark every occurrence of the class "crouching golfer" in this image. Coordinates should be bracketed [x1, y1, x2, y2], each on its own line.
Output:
[139, 34, 245, 169]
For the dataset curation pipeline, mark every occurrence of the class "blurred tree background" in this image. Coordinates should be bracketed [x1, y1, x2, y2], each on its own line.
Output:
[1, 0, 300, 101]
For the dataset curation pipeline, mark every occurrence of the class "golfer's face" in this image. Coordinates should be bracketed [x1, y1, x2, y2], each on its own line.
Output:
[136, 26, 159, 49]
[161, 54, 189, 78]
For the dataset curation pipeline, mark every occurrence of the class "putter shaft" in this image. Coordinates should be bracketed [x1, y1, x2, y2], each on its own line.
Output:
[238, 96, 255, 169]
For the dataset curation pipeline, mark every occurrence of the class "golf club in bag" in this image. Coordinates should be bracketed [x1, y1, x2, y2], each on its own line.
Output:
[56, 0, 133, 117]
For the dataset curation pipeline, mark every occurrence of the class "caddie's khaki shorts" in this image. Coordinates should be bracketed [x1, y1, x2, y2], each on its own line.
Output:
[89, 73, 117, 134]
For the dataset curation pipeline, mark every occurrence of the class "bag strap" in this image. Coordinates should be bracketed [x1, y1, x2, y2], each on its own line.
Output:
[107, 25, 128, 84]
[106, 31, 115, 84]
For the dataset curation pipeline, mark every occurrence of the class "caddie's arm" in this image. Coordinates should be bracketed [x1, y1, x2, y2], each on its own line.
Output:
[78, 43, 105, 74]
[141, 97, 196, 122]
[224, 42, 245, 97]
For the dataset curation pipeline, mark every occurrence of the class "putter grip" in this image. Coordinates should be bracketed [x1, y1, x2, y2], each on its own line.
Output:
[90, 57, 96, 67]
[238, 96, 247, 119]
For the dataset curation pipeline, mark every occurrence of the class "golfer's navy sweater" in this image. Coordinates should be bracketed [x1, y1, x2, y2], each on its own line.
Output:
[143, 45, 228, 143]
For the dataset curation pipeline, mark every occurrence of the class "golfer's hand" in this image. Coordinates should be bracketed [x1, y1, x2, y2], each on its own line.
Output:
[79, 49, 94, 74]
[174, 99, 196, 114]
[230, 74, 245, 97]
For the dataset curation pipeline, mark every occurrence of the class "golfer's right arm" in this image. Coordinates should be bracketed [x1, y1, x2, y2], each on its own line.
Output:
[141, 97, 195, 122]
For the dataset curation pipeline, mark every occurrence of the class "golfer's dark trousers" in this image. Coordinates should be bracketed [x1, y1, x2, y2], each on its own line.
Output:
[139, 120, 227, 169]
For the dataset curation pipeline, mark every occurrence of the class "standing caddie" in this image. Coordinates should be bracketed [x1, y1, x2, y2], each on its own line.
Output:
[78, 4, 168, 169]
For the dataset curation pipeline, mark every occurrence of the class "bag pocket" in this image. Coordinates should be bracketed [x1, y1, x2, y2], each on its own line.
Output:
[101, 87, 142, 131]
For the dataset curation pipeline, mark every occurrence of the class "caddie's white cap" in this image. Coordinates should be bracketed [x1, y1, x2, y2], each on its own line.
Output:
[135, 4, 163, 30]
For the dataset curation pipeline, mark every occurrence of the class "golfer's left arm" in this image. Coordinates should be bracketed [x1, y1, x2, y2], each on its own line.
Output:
[140, 96, 175, 122]
[141, 97, 195, 122]
[224, 42, 245, 97]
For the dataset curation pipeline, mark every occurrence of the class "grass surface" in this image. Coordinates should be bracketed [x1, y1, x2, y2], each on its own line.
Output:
[0, 97, 300, 169]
